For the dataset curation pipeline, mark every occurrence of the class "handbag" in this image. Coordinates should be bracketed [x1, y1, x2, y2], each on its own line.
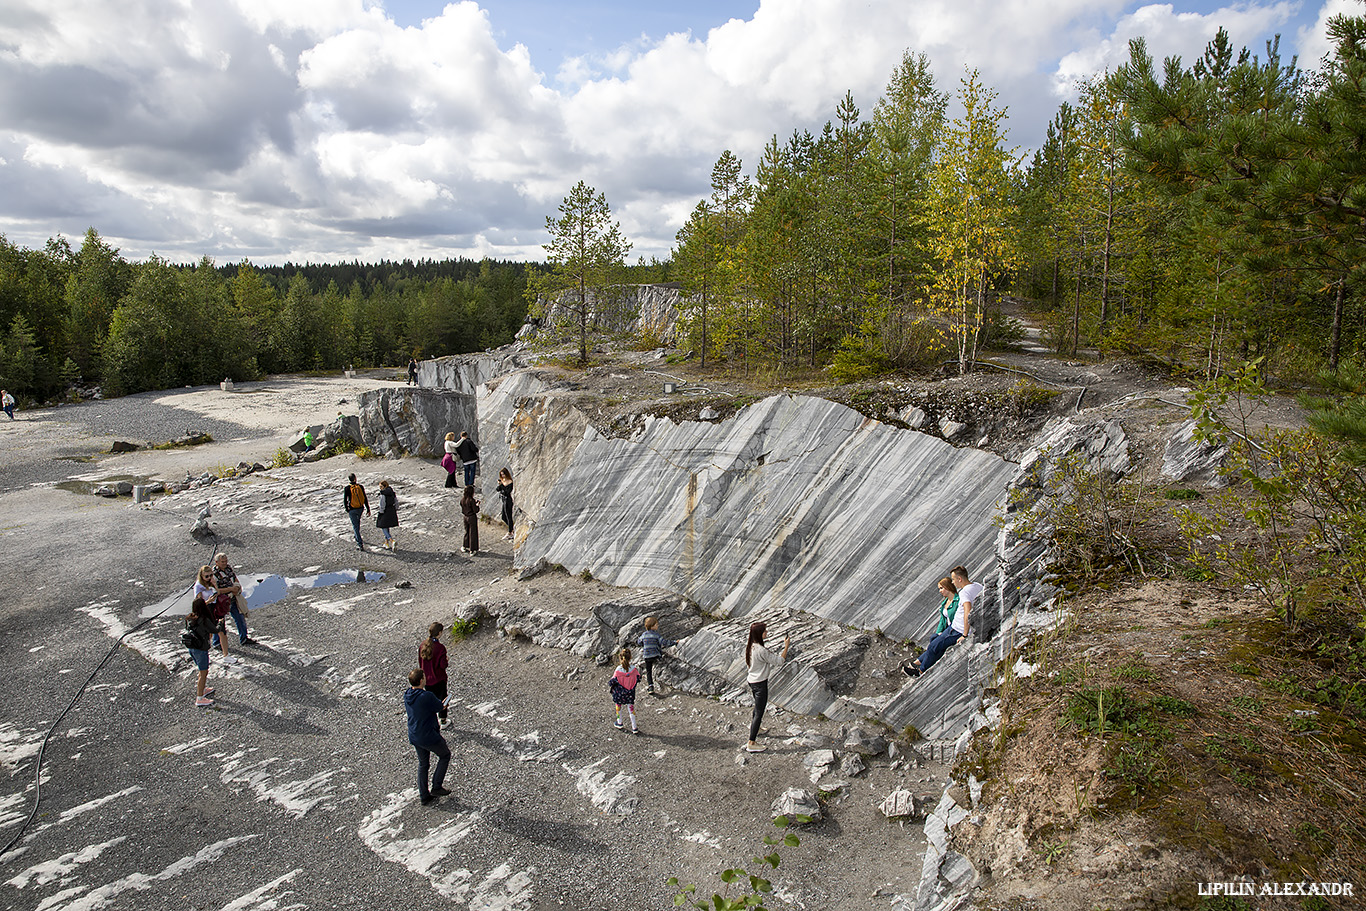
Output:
[440, 453, 456, 474]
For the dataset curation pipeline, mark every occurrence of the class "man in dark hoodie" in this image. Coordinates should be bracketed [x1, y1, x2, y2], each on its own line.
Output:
[404, 668, 451, 805]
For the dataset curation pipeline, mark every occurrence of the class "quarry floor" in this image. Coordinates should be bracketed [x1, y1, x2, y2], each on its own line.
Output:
[0, 375, 951, 911]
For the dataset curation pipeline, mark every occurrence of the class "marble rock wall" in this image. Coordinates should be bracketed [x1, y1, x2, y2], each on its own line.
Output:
[473, 371, 592, 537]
[533, 283, 683, 345]
[416, 348, 531, 393]
[358, 388, 476, 459]
[515, 394, 1016, 642]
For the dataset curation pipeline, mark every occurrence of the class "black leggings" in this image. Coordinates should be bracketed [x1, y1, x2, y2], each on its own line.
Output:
[429, 680, 448, 720]
[643, 656, 658, 689]
[749, 680, 769, 742]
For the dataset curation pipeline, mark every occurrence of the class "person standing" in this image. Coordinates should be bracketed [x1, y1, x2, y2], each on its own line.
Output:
[343, 473, 370, 550]
[375, 480, 399, 550]
[460, 485, 480, 555]
[195, 565, 238, 666]
[407, 357, 418, 385]
[181, 596, 218, 707]
[638, 616, 676, 697]
[744, 622, 789, 753]
[1, 389, 14, 420]
[442, 432, 460, 488]
[213, 552, 254, 646]
[495, 468, 515, 540]
[454, 431, 479, 487]
[609, 648, 641, 734]
[404, 668, 451, 805]
[419, 622, 449, 725]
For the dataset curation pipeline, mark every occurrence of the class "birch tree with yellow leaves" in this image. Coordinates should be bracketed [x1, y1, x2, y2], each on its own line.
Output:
[927, 69, 1020, 374]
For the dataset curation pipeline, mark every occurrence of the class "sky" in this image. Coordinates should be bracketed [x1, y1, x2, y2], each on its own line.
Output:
[0, 0, 1356, 266]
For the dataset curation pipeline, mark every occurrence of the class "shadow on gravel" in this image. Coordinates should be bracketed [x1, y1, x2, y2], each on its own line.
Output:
[641, 731, 740, 751]
[250, 705, 335, 738]
[444, 726, 517, 755]
[479, 804, 611, 857]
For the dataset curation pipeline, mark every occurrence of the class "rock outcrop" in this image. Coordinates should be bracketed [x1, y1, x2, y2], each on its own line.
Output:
[1160, 418, 1229, 487]
[415, 348, 531, 393]
[358, 388, 476, 459]
[473, 370, 589, 534]
[528, 284, 683, 346]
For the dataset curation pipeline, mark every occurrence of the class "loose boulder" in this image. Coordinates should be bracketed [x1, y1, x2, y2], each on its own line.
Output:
[771, 788, 821, 822]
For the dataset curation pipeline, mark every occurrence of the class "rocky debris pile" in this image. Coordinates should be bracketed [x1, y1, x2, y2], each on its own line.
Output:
[108, 429, 213, 455]
[279, 414, 364, 463]
[172, 461, 269, 492]
[456, 587, 703, 666]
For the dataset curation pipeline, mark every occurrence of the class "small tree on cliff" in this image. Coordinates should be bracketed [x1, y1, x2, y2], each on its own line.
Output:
[528, 181, 632, 365]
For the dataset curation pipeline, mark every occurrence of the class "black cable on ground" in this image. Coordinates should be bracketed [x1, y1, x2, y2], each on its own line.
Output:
[0, 519, 222, 859]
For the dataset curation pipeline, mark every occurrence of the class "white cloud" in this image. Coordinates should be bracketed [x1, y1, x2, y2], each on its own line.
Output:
[1053, 2, 1299, 96]
[0, 0, 1328, 264]
[1297, 0, 1359, 69]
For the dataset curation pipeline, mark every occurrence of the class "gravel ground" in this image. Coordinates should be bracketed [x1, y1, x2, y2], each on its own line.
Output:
[0, 377, 945, 911]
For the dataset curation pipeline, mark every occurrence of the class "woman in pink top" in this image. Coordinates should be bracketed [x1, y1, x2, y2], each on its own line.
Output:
[609, 648, 641, 734]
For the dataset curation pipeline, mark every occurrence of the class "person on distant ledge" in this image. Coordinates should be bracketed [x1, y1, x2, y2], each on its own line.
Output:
[1, 389, 14, 420]
[407, 357, 418, 385]
[905, 566, 981, 678]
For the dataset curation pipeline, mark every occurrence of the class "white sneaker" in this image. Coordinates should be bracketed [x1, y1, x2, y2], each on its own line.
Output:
[221, 655, 240, 665]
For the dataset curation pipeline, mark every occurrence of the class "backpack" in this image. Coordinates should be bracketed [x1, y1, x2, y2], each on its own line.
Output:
[180, 615, 209, 650]
[348, 484, 365, 508]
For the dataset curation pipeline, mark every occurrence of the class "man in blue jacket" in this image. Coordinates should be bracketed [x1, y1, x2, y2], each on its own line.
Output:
[404, 668, 451, 805]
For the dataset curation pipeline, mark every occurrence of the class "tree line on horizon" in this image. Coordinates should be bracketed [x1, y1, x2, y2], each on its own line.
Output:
[0, 238, 553, 400]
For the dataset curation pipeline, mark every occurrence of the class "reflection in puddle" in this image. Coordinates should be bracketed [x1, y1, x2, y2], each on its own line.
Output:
[140, 569, 387, 618]
[56, 474, 162, 496]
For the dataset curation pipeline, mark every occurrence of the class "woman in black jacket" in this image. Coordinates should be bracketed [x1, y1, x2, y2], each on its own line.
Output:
[461, 485, 480, 555]
[376, 480, 399, 550]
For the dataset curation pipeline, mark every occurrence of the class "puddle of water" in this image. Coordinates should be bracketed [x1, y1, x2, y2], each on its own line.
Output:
[55, 475, 163, 497]
[139, 569, 386, 618]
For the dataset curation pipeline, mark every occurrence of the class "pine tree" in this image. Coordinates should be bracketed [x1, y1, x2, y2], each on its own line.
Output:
[528, 181, 632, 366]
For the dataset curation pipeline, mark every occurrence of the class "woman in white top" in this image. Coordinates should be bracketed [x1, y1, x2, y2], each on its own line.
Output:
[744, 621, 789, 753]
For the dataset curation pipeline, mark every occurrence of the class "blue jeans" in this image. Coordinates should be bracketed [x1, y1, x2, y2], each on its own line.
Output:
[188, 648, 209, 671]
[226, 600, 248, 641]
[347, 507, 365, 548]
[462, 461, 477, 487]
[918, 628, 963, 674]
[414, 737, 450, 800]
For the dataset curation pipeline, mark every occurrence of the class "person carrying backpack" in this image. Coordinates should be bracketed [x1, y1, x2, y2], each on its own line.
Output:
[343, 473, 370, 550]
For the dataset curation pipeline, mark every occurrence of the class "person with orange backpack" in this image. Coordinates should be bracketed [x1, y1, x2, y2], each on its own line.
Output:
[343, 473, 370, 550]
